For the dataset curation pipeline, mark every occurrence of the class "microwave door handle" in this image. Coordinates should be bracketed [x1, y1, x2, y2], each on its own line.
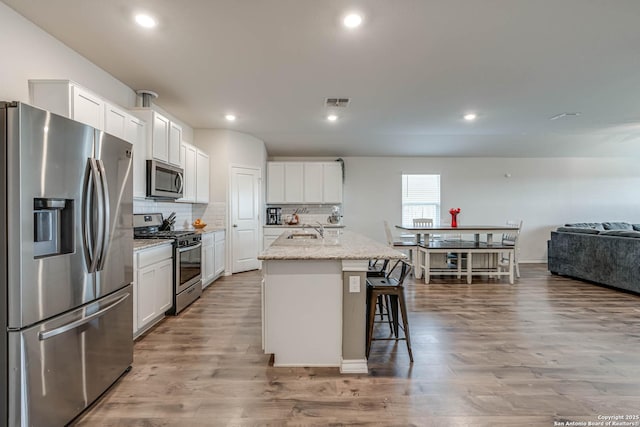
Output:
[175, 172, 184, 194]
[82, 158, 103, 273]
[96, 159, 110, 271]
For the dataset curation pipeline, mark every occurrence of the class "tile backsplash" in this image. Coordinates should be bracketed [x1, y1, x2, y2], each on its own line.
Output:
[267, 204, 343, 225]
[133, 200, 194, 230]
[133, 199, 227, 230]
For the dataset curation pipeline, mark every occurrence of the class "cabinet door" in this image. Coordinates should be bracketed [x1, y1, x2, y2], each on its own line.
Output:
[214, 235, 225, 276]
[181, 143, 197, 202]
[303, 163, 323, 203]
[155, 258, 174, 313]
[104, 103, 127, 140]
[323, 162, 343, 203]
[202, 233, 215, 286]
[152, 113, 170, 162]
[168, 122, 182, 166]
[284, 163, 304, 202]
[71, 85, 104, 129]
[126, 117, 147, 199]
[267, 162, 285, 203]
[196, 150, 210, 203]
[137, 264, 159, 328]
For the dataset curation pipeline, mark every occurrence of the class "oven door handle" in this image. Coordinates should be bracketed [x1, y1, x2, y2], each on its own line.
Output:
[178, 242, 201, 253]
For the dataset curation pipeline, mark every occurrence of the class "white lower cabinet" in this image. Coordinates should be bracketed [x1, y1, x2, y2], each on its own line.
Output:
[133, 243, 173, 339]
[263, 227, 288, 250]
[202, 230, 226, 289]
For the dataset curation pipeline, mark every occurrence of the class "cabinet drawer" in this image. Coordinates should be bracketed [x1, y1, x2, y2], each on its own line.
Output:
[136, 244, 172, 269]
[214, 230, 225, 242]
[202, 232, 215, 245]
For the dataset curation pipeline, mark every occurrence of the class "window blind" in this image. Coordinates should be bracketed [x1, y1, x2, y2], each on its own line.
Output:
[401, 174, 441, 226]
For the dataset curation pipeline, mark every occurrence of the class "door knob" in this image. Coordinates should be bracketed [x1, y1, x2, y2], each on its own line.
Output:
[233, 224, 238, 227]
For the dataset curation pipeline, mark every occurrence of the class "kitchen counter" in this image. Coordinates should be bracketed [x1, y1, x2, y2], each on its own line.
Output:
[133, 239, 173, 251]
[193, 227, 226, 234]
[264, 224, 345, 228]
[259, 230, 405, 260]
[260, 230, 405, 374]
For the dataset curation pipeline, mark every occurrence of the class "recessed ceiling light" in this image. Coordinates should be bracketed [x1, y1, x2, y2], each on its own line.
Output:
[550, 112, 581, 120]
[464, 113, 477, 121]
[327, 114, 338, 122]
[343, 13, 363, 29]
[135, 14, 157, 28]
[225, 114, 236, 122]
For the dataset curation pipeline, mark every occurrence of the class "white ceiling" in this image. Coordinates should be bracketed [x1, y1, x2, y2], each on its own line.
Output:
[4, 0, 640, 157]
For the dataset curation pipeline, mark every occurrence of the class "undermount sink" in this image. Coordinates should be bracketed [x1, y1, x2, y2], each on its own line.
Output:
[286, 233, 319, 239]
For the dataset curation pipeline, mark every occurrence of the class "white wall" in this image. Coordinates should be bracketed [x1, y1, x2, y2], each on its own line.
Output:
[345, 156, 640, 262]
[0, 2, 193, 142]
[193, 129, 267, 226]
[272, 156, 640, 263]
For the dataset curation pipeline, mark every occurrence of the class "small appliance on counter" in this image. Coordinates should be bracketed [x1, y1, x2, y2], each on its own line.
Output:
[266, 207, 282, 225]
[327, 205, 342, 224]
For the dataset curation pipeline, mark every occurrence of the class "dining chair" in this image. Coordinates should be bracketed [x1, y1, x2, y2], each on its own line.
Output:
[499, 220, 522, 278]
[383, 220, 417, 270]
[412, 218, 433, 228]
[366, 259, 414, 362]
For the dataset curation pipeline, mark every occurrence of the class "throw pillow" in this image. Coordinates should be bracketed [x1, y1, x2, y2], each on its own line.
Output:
[602, 222, 633, 230]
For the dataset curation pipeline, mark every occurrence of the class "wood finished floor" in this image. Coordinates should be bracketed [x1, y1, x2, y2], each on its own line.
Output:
[72, 265, 640, 426]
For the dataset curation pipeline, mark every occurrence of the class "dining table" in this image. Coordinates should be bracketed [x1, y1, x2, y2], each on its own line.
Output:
[395, 224, 520, 281]
[395, 224, 520, 245]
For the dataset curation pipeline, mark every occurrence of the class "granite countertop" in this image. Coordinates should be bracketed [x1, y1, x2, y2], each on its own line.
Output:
[134, 239, 174, 251]
[193, 227, 226, 234]
[264, 224, 345, 228]
[258, 230, 406, 260]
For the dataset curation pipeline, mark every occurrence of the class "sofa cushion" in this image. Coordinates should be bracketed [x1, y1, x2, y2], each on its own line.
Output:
[633, 224, 640, 231]
[599, 230, 640, 238]
[556, 227, 600, 234]
[564, 222, 605, 230]
[602, 222, 633, 230]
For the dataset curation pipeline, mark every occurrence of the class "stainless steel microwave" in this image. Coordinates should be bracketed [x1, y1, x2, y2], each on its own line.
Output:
[146, 159, 184, 199]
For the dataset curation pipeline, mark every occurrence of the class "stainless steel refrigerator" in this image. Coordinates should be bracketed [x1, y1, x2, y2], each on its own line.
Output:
[1, 102, 134, 426]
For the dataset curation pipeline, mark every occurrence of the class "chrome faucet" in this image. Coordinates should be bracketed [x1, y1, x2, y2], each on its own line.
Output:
[303, 222, 325, 238]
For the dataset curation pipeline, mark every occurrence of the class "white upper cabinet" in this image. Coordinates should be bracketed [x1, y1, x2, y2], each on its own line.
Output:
[267, 161, 343, 204]
[29, 80, 105, 130]
[285, 163, 304, 202]
[178, 142, 209, 204]
[131, 109, 182, 167]
[195, 149, 210, 204]
[125, 116, 147, 199]
[169, 122, 182, 166]
[322, 162, 343, 203]
[303, 163, 323, 203]
[266, 163, 285, 203]
[104, 102, 128, 140]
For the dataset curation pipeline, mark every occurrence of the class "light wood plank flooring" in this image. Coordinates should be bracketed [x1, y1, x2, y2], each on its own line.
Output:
[72, 265, 640, 426]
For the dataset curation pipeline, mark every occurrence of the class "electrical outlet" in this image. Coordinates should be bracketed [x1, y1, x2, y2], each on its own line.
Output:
[349, 276, 360, 293]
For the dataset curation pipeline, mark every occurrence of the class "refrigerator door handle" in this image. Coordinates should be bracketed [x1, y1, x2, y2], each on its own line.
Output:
[96, 159, 110, 271]
[82, 158, 105, 273]
[37, 293, 130, 341]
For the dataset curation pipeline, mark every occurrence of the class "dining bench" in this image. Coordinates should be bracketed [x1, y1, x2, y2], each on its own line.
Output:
[417, 241, 515, 285]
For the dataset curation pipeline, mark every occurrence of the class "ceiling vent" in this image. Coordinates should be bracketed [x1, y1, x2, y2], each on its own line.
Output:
[325, 98, 350, 108]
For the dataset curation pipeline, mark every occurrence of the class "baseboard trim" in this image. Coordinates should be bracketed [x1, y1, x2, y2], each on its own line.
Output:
[340, 358, 368, 374]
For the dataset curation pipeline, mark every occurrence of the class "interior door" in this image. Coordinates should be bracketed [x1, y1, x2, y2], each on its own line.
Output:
[231, 166, 261, 273]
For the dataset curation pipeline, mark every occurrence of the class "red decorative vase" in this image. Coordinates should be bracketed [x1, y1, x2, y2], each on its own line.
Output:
[451, 212, 458, 228]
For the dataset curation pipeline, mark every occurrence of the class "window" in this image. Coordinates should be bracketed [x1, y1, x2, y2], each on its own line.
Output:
[401, 174, 440, 226]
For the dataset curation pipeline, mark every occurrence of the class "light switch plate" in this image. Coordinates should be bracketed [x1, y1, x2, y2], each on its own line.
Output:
[349, 276, 360, 293]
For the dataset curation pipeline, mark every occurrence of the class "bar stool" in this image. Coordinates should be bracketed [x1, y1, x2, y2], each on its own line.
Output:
[366, 259, 414, 362]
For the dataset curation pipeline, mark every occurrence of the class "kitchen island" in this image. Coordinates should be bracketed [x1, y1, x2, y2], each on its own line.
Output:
[258, 229, 405, 373]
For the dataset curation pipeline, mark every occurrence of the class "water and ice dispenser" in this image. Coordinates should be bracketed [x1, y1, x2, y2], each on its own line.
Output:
[33, 198, 73, 258]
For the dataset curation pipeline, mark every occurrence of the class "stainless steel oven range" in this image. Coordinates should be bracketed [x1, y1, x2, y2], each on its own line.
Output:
[134, 213, 202, 314]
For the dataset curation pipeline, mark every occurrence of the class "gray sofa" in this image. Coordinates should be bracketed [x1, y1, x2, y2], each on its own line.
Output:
[547, 222, 640, 294]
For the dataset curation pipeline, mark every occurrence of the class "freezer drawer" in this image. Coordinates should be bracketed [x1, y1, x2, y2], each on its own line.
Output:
[7, 285, 133, 427]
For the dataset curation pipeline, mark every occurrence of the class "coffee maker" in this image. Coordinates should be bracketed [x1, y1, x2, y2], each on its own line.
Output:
[266, 207, 282, 225]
